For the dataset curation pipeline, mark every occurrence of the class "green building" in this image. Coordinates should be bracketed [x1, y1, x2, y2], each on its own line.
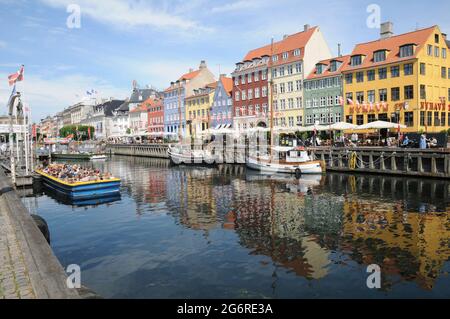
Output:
[303, 55, 350, 126]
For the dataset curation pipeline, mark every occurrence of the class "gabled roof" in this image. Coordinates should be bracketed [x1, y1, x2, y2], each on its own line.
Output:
[307, 55, 351, 80]
[179, 70, 201, 81]
[219, 76, 233, 95]
[341, 26, 437, 72]
[243, 27, 318, 61]
[101, 100, 125, 117]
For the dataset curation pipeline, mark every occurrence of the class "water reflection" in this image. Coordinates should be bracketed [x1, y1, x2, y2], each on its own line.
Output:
[26, 156, 450, 298]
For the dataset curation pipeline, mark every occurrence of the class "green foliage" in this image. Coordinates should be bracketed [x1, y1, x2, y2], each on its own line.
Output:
[59, 125, 95, 140]
[126, 128, 131, 135]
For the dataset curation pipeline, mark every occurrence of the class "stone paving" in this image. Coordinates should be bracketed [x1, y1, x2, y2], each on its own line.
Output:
[0, 205, 36, 299]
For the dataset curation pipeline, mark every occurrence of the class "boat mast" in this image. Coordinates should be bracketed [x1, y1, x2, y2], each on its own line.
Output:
[269, 38, 275, 160]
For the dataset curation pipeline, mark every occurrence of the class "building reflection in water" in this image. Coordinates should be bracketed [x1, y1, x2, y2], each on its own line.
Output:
[102, 158, 450, 292]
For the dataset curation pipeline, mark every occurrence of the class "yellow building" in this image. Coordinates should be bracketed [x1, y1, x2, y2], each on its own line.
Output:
[342, 23, 450, 133]
[185, 82, 217, 138]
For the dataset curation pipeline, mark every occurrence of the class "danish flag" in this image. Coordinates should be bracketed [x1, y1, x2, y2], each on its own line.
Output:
[347, 98, 354, 105]
[8, 65, 24, 86]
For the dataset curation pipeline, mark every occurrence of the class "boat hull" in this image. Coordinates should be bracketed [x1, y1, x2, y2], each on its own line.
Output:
[36, 170, 121, 200]
[246, 157, 323, 174]
[168, 148, 215, 166]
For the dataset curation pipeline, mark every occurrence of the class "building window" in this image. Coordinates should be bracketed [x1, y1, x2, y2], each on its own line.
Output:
[427, 44, 433, 56]
[288, 65, 293, 75]
[351, 55, 363, 66]
[296, 80, 302, 91]
[404, 85, 414, 100]
[296, 63, 302, 73]
[356, 115, 364, 125]
[434, 112, 440, 126]
[255, 87, 260, 98]
[241, 76, 245, 85]
[420, 111, 425, 126]
[441, 112, 446, 126]
[405, 112, 414, 127]
[297, 97, 302, 108]
[287, 81, 294, 92]
[294, 49, 301, 56]
[367, 90, 375, 103]
[443, 48, 447, 59]
[448, 88, 450, 101]
[399, 44, 414, 58]
[435, 46, 440, 57]
[420, 85, 426, 100]
[378, 67, 387, 79]
[235, 91, 240, 101]
[404, 63, 414, 76]
[427, 111, 432, 126]
[346, 92, 353, 104]
[368, 114, 376, 123]
[248, 89, 253, 100]
[367, 69, 375, 81]
[262, 70, 267, 80]
[272, 55, 278, 62]
[248, 73, 253, 83]
[374, 50, 386, 62]
[356, 92, 364, 104]
[279, 83, 285, 93]
[391, 87, 400, 101]
[346, 115, 353, 124]
[420, 63, 426, 75]
[345, 73, 353, 84]
[379, 89, 388, 102]
[282, 52, 289, 59]
[356, 71, 364, 83]
[262, 86, 267, 97]
[441, 67, 447, 79]
[254, 72, 259, 81]
[435, 34, 440, 43]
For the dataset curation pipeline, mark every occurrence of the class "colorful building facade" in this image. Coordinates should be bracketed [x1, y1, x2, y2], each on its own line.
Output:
[210, 75, 233, 129]
[164, 61, 215, 138]
[185, 82, 216, 138]
[146, 97, 164, 134]
[342, 23, 450, 133]
[304, 55, 350, 125]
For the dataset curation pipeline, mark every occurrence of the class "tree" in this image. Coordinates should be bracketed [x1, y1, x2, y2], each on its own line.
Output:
[59, 125, 95, 141]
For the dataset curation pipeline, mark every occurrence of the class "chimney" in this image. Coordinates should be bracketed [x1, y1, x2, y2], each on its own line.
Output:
[304, 24, 310, 32]
[380, 22, 394, 39]
[338, 43, 342, 57]
[283, 34, 289, 40]
[442, 33, 447, 40]
[199, 60, 207, 69]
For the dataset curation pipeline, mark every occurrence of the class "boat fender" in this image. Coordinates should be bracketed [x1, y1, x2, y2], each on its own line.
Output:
[31, 214, 50, 244]
[295, 168, 302, 179]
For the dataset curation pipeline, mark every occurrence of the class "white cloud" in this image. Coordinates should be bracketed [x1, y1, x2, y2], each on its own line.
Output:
[0, 72, 129, 121]
[40, 0, 212, 32]
[211, 0, 269, 13]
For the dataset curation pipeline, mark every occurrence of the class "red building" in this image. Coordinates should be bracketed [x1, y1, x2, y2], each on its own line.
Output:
[232, 55, 270, 131]
[146, 97, 164, 134]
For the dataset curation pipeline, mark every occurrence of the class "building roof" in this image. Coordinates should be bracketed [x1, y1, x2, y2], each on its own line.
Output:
[179, 69, 201, 81]
[242, 27, 318, 61]
[306, 55, 351, 80]
[446, 39, 450, 49]
[99, 100, 126, 117]
[341, 26, 437, 72]
[219, 76, 233, 95]
[131, 97, 162, 113]
[129, 88, 159, 104]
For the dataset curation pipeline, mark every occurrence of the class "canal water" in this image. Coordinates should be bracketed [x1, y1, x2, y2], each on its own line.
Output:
[22, 156, 450, 298]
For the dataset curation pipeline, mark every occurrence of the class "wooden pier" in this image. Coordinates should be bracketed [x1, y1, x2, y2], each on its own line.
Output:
[311, 147, 450, 179]
[107, 143, 169, 158]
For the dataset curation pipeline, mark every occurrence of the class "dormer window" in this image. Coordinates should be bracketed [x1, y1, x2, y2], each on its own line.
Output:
[282, 52, 289, 59]
[373, 50, 387, 62]
[316, 64, 325, 74]
[329, 60, 342, 72]
[399, 44, 415, 58]
[351, 55, 364, 66]
[293, 49, 301, 56]
[272, 55, 279, 62]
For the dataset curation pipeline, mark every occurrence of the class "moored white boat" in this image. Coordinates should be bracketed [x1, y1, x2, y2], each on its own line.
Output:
[90, 155, 108, 160]
[168, 145, 216, 165]
[246, 146, 323, 175]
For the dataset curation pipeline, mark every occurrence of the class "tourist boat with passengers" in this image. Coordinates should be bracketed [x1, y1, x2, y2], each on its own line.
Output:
[35, 169, 121, 200]
[246, 146, 324, 175]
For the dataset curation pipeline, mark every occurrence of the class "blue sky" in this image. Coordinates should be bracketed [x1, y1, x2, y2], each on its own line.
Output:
[1, 0, 450, 121]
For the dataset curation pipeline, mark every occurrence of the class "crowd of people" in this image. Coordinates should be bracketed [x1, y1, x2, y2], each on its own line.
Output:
[40, 163, 115, 183]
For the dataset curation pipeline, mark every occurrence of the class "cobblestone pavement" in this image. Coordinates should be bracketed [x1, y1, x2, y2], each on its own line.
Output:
[0, 205, 36, 299]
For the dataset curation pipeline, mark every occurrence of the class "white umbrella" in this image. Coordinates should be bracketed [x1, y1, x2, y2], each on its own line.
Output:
[329, 122, 358, 131]
[357, 120, 406, 130]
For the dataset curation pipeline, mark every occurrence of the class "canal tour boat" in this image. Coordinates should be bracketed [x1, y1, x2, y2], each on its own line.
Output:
[246, 146, 324, 175]
[35, 169, 121, 200]
[168, 144, 216, 165]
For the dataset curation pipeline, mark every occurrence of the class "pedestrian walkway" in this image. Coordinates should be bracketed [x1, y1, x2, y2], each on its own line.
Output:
[0, 206, 35, 299]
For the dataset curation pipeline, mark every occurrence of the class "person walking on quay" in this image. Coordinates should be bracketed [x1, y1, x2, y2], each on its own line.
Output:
[420, 134, 428, 149]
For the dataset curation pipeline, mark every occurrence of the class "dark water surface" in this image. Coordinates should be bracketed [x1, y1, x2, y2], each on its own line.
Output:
[22, 156, 450, 298]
